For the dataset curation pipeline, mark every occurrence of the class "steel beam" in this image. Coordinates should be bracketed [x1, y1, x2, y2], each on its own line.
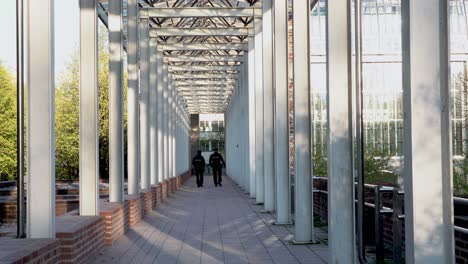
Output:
[27, 0, 55, 238]
[273, 0, 290, 224]
[166, 55, 243, 63]
[79, 0, 100, 216]
[248, 37, 256, 198]
[157, 51, 164, 184]
[326, 0, 354, 258]
[176, 80, 236, 85]
[141, 7, 261, 18]
[169, 65, 239, 71]
[108, 0, 125, 203]
[402, 0, 454, 263]
[159, 42, 246, 51]
[172, 75, 238, 79]
[140, 18, 151, 191]
[292, 0, 313, 244]
[150, 28, 252, 38]
[254, 16, 264, 205]
[126, 0, 140, 196]
[149, 38, 158, 186]
[262, 0, 275, 213]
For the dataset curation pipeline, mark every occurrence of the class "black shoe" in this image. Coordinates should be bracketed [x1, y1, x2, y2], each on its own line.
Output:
[215, 184, 218, 187]
[197, 185, 200, 188]
[218, 183, 222, 186]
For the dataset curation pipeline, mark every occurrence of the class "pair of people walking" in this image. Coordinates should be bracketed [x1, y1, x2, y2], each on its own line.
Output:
[191, 148, 226, 187]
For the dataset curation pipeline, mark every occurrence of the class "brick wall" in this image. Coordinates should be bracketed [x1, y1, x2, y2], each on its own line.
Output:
[99, 201, 130, 245]
[162, 180, 169, 199]
[55, 196, 79, 216]
[151, 185, 158, 208]
[141, 189, 153, 215]
[0, 238, 60, 264]
[0, 170, 192, 263]
[125, 194, 143, 226]
[56, 216, 105, 264]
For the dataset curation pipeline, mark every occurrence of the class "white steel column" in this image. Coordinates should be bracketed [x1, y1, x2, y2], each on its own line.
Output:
[168, 75, 174, 178]
[163, 63, 169, 180]
[108, 0, 124, 202]
[27, 0, 55, 238]
[242, 59, 249, 191]
[126, 0, 140, 195]
[402, 0, 454, 262]
[171, 80, 176, 178]
[273, 0, 290, 224]
[248, 38, 256, 198]
[149, 38, 158, 185]
[139, 18, 150, 190]
[292, 0, 313, 244]
[326, 0, 354, 260]
[79, 0, 99, 215]
[254, 16, 265, 205]
[262, 0, 275, 212]
[157, 50, 165, 184]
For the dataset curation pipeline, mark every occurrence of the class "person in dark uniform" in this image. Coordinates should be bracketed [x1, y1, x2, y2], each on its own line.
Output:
[209, 148, 226, 187]
[192, 150, 206, 187]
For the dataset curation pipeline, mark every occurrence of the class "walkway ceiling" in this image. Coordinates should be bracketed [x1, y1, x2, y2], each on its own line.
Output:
[98, 0, 261, 114]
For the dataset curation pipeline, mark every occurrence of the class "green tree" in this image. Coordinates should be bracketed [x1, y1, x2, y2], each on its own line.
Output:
[0, 64, 17, 181]
[55, 24, 127, 180]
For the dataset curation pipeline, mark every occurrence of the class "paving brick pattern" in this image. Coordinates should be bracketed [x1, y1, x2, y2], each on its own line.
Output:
[93, 176, 329, 264]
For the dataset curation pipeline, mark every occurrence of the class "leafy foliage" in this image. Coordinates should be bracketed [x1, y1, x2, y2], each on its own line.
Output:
[313, 145, 327, 177]
[55, 26, 127, 180]
[0, 64, 17, 181]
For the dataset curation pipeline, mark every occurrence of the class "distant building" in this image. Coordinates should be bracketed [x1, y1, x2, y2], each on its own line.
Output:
[199, 114, 225, 162]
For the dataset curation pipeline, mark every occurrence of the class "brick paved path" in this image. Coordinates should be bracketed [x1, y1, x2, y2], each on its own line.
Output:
[93, 176, 329, 264]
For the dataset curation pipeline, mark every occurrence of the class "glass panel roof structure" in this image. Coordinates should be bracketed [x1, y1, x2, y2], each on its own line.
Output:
[98, 0, 261, 113]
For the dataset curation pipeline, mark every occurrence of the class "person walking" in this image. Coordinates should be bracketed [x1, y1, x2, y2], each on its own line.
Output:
[209, 148, 226, 187]
[192, 150, 206, 187]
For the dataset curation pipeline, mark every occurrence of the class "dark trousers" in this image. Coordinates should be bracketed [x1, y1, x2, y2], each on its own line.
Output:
[212, 168, 222, 185]
[195, 170, 204, 186]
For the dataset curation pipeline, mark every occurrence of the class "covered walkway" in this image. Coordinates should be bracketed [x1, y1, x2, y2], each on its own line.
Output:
[4, 0, 464, 263]
[93, 176, 328, 264]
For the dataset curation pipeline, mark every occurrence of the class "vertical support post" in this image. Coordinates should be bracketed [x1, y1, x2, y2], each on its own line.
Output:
[163, 63, 169, 180]
[149, 38, 158, 185]
[326, 0, 355, 260]
[190, 114, 201, 159]
[248, 38, 256, 198]
[16, 0, 26, 238]
[157, 50, 164, 184]
[402, 0, 454, 262]
[27, 0, 55, 238]
[172, 83, 176, 178]
[292, 0, 313, 244]
[108, 0, 124, 202]
[254, 16, 265, 205]
[79, 0, 99, 215]
[273, 0, 290, 224]
[243, 58, 250, 191]
[263, 0, 275, 212]
[168, 75, 173, 179]
[126, 0, 140, 195]
[139, 18, 150, 190]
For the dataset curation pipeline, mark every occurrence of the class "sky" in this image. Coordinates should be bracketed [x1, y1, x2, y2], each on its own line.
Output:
[0, 0, 80, 79]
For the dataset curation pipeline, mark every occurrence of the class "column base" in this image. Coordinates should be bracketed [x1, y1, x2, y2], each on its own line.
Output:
[272, 221, 293, 226]
[289, 239, 319, 245]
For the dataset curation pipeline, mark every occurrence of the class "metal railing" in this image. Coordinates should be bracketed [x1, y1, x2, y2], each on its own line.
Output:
[313, 177, 468, 263]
